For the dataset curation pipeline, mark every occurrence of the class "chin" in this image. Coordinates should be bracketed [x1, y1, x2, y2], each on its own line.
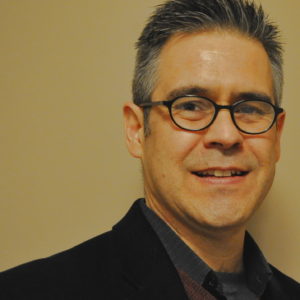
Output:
[190, 208, 252, 232]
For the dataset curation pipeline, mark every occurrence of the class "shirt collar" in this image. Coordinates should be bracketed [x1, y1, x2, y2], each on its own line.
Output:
[139, 198, 272, 297]
[243, 231, 273, 296]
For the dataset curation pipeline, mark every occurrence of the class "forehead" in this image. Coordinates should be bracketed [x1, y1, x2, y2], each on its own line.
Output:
[153, 30, 273, 102]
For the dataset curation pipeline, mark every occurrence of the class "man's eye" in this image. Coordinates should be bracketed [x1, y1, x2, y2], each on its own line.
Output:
[235, 104, 265, 115]
[174, 101, 207, 111]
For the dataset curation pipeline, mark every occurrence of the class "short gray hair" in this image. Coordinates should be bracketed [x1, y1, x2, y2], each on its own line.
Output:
[132, 0, 283, 134]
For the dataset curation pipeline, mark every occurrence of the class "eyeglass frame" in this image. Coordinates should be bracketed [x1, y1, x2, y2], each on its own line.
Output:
[138, 95, 284, 135]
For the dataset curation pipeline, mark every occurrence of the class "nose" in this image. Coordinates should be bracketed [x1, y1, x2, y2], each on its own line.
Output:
[203, 109, 243, 151]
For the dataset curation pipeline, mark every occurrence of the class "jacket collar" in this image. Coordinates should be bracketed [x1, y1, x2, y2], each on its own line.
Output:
[111, 200, 188, 299]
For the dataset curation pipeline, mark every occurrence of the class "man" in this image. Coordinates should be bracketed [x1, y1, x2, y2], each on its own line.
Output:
[1, 0, 299, 299]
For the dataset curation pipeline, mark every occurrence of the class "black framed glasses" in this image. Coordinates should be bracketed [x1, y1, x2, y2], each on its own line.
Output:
[139, 95, 284, 134]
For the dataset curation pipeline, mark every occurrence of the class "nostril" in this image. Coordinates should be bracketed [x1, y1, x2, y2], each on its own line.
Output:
[206, 141, 241, 153]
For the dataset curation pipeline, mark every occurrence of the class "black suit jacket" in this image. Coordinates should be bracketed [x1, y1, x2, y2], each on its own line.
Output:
[1, 200, 300, 299]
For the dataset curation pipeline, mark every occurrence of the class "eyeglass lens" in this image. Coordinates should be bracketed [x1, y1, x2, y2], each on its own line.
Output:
[170, 96, 276, 134]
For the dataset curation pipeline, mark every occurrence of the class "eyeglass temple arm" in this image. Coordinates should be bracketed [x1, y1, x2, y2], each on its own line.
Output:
[139, 101, 166, 108]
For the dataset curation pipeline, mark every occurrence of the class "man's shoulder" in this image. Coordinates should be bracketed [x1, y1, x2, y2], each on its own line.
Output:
[265, 264, 300, 299]
[0, 200, 155, 299]
[1, 229, 115, 275]
[0, 230, 119, 299]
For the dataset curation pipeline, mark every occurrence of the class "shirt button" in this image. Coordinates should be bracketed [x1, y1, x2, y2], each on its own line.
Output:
[208, 277, 217, 287]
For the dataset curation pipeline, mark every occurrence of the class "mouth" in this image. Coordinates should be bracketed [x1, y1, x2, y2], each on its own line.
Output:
[192, 169, 249, 178]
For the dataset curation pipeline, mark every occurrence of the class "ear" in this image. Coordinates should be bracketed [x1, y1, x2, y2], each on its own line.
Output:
[123, 101, 144, 158]
[275, 111, 286, 162]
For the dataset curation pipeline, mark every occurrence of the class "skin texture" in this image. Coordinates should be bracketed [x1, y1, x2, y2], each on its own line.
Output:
[124, 30, 285, 272]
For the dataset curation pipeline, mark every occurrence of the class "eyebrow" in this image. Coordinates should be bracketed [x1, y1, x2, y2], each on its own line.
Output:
[162, 86, 273, 104]
[237, 92, 273, 103]
[164, 86, 209, 100]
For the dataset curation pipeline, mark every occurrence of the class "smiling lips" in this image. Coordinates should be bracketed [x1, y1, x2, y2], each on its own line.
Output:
[193, 169, 248, 178]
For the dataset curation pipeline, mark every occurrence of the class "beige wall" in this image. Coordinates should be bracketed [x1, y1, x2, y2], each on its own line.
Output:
[0, 0, 299, 281]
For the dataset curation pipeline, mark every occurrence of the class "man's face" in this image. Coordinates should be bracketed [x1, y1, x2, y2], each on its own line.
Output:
[127, 30, 285, 233]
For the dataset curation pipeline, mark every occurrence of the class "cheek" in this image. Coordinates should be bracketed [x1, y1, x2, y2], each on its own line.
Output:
[143, 132, 200, 190]
[163, 131, 202, 168]
[149, 114, 202, 163]
[247, 134, 279, 168]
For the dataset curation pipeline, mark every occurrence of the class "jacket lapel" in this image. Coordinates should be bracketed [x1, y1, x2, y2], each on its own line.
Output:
[111, 200, 188, 299]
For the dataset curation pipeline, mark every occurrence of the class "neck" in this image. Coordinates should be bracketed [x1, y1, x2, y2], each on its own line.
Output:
[147, 200, 245, 273]
[177, 225, 245, 273]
